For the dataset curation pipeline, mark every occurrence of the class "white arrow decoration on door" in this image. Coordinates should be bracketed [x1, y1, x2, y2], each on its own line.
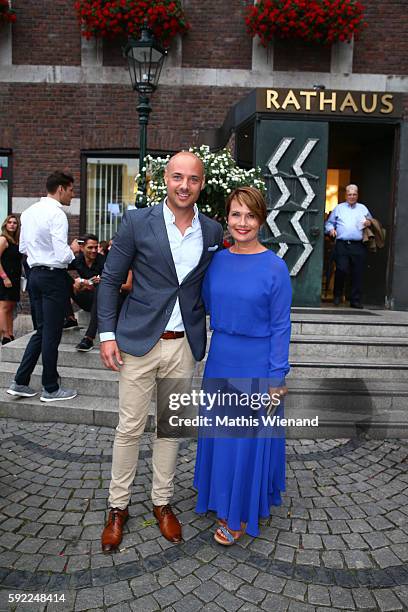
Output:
[290, 139, 319, 276]
[266, 137, 294, 258]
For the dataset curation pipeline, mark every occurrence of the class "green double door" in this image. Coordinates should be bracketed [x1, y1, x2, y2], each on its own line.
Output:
[256, 120, 328, 306]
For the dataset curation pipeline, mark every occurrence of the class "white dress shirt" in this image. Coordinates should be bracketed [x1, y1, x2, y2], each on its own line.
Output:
[163, 199, 203, 331]
[99, 200, 203, 342]
[19, 196, 75, 268]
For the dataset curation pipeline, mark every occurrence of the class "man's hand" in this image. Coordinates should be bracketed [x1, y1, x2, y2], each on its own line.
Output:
[73, 277, 83, 293]
[3, 277, 12, 288]
[363, 218, 371, 228]
[329, 229, 337, 238]
[100, 340, 123, 372]
[70, 239, 81, 254]
[90, 275, 101, 285]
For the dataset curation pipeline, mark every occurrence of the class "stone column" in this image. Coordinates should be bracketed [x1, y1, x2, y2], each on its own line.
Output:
[331, 39, 354, 74]
[165, 35, 182, 68]
[0, 23, 12, 66]
[81, 37, 103, 67]
[252, 36, 274, 72]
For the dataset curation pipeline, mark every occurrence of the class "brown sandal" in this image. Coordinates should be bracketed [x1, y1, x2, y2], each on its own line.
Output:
[214, 520, 245, 546]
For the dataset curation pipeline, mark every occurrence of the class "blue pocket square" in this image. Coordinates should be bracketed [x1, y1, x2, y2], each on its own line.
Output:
[208, 245, 219, 252]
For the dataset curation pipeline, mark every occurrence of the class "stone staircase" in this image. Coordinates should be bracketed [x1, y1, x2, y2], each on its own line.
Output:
[1, 308, 408, 438]
[286, 308, 408, 438]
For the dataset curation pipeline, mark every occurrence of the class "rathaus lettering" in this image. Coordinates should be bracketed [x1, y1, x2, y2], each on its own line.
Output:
[266, 89, 394, 115]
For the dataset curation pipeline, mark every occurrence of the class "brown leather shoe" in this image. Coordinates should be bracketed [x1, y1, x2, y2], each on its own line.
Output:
[101, 507, 129, 553]
[153, 504, 182, 543]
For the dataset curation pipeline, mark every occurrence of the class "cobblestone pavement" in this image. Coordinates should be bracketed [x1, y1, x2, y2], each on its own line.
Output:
[0, 419, 408, 612]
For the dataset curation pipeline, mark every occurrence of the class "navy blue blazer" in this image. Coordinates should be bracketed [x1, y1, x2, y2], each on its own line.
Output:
[98, 203, 224, 361]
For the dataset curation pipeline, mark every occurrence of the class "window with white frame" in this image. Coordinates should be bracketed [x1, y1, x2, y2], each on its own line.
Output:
[0, 155, 10, 222]
[86, 157, 139, 241]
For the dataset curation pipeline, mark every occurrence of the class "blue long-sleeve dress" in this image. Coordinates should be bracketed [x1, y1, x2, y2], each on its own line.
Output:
[194, 249, 292, 537]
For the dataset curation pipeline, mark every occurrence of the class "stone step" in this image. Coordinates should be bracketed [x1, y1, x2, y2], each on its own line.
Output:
[0, 390, 155, 430]
[0, 361, 119, 397]
[0, 332, 214, 369]
[291, 320, 408, 338]
[3, 348, 408, 382]
[4, 332, 408, 370]
[0, 382, 406, 438]
[289, 335, 408, 360]
[289, 358, 408, 380]
[1, 338, 105, 369]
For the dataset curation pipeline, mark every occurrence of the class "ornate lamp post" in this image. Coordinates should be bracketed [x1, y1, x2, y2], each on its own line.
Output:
[124, 25, 166, 208]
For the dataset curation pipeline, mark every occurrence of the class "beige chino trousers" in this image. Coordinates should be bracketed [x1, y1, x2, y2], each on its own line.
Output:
[108, 336, 195, 509]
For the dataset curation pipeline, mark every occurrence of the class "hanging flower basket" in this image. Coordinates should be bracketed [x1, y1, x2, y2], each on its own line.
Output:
[0, 0, 16, 26]
[74, 0, 190, 48]
[136, 146, 266, 220]
[245, 0, 366, 47]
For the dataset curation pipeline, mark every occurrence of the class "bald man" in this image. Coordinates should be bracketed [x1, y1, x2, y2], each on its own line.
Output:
[325, 184, 372, 309]
[98, 152, 223, 551]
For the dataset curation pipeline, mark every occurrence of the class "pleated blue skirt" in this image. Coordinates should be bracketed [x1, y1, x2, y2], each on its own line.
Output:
[194, 331, 286, 537]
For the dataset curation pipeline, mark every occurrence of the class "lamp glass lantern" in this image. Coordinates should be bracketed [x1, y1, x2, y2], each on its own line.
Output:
[124, 27, 167, 95]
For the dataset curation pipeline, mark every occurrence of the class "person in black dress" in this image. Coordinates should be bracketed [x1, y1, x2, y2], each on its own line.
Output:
[0, 215, 22, 344]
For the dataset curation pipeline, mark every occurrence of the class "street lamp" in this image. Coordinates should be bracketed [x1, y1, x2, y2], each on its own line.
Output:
[124, 25, 167, 207]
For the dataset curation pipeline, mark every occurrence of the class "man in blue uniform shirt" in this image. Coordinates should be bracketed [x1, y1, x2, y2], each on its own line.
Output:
[325, 184, 372, 309]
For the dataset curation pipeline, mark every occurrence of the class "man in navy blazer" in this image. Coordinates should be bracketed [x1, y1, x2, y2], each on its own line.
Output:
[98, 151, 223, 551]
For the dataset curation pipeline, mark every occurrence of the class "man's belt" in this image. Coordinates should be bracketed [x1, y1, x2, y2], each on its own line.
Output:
[161, 331, 185, 340]
[337, 239, 362, 244]
[31, 265, 66, 271]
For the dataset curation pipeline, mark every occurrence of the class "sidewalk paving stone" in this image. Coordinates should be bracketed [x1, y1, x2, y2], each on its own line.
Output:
[0, 418, 408, 611]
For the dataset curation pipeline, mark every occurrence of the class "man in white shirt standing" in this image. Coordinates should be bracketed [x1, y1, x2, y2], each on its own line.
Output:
[7, 171, 78, 402]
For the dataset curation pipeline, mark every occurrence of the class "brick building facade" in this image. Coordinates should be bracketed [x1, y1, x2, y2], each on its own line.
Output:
[0, 0, 407, 307]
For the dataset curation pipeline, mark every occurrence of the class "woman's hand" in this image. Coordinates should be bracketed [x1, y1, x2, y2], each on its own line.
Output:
[3, 277, 12, 288]
[267, 386, 288, 416]
[269, 385, 288, 398]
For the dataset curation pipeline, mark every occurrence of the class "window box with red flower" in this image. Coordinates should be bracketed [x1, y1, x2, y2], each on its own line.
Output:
[0, 0, 16, 27]
[245, 0, 366, 47]
[74, 0, 190, 48]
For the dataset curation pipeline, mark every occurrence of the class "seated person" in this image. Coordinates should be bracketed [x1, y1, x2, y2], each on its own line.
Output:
[64, 234, 105, 351]
[98, 240, 110, 257]
[71, 269, 132, 352]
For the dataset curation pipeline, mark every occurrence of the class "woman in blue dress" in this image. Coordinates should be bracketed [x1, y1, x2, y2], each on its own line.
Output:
[194, 186, 292, 544]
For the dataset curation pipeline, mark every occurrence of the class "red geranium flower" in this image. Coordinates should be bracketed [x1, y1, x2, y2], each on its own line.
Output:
[0, 0, 16, 26]
[245, 0, 366, 46]
[74, 0, 189, 47]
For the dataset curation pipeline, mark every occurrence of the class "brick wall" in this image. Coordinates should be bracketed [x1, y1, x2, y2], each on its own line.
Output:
[181, 0, 252, 69]
[0, 84, 81, 197]
[103, 38, 127, 68]
[0, 82, 250, 196]
[12, 0, 81, 66]
[274, 39, 331, 73]
[100, 0, 253, 69]
[6, 0, 408, 74]
[353, 0, 408, 74]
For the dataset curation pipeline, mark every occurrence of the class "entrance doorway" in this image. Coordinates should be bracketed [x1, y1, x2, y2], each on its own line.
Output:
[235, 113, 397, 308]
[323, 123, 396, 307]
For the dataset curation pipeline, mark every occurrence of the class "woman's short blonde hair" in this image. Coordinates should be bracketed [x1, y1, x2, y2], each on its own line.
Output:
[225, 187, 267, 225]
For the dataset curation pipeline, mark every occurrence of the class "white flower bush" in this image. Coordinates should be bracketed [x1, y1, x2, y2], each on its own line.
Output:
[136, 145, 266, 219]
